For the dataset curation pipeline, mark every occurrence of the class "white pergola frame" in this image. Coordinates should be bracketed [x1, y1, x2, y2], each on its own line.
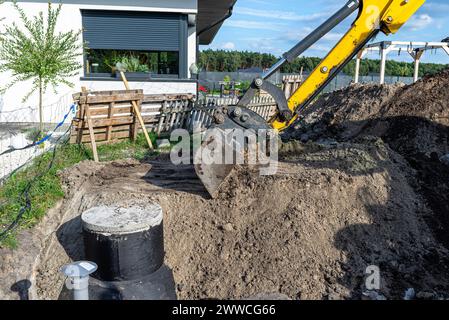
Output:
[354, 41, 449, 84]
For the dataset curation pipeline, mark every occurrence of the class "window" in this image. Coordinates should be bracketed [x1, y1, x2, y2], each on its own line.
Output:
[86, 50, 180, 78]
[81, 10, 187, 79]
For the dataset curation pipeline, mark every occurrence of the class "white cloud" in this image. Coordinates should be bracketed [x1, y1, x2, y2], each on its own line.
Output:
[405, 14, 433, 31]
[235, 7, 328, 22]
[225, 19, 284, 31]
[221, 42, 236, 50]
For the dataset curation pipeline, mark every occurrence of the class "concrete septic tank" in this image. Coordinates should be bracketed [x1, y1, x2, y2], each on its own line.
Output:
[71, 204, 176, 300]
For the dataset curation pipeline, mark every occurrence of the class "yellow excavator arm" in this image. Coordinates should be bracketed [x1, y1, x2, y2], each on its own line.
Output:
[272, 0, 426, 130]
[195, 0, 426, 198]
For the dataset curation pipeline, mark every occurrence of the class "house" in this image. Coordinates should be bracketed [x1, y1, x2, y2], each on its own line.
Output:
[0, 0, 236, 123]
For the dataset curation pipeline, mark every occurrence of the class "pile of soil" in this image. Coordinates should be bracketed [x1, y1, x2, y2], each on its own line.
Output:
[284, 68, 449, 252]
[1, 70, 449, 301]
[290, 82, 404, 140]
[286, 69, 449, 155]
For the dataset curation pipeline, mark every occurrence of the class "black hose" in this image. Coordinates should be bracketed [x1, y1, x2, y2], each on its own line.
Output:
[0, 124, 73, 242]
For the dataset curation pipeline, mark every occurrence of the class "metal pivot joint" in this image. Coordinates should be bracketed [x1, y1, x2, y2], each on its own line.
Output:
[237, 78, 293, 123]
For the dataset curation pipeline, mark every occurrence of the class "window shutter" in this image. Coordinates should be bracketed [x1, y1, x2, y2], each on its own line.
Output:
[82, 10, 183, 52]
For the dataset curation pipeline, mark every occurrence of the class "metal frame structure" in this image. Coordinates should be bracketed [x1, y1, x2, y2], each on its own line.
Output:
[354, 41, 449, 84]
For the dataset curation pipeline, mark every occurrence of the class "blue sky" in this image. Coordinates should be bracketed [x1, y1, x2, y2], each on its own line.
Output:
[201, 0, 449, 64]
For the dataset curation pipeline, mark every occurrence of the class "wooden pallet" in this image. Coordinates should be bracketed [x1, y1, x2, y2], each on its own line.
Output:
[70, 90, 195, 149]
[71, 89, 144, 149]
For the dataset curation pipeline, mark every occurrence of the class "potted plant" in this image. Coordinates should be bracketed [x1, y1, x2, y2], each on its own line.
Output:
[115, 55, 150, 80]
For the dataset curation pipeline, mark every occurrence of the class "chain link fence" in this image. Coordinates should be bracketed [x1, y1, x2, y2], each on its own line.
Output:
[0, 96, 75, 182]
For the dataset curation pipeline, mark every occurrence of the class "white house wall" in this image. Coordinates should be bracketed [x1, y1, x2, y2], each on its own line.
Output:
[188, 27, 198, 77]
[82, 81, 197, 96]
[0, 0, 198, 123]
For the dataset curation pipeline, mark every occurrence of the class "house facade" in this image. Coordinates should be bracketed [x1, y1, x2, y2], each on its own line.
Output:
[0, 0, 235, 122]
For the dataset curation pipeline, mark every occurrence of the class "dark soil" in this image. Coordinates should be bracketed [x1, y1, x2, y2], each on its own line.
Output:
[284, 68, 449, 253]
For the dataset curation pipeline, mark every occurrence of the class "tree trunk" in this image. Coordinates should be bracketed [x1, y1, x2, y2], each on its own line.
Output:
[38, 78, 43, 134]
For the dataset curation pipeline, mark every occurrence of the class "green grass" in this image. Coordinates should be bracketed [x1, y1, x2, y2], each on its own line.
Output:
[0, 132, 159, 248]
[21, 127, 48, 143]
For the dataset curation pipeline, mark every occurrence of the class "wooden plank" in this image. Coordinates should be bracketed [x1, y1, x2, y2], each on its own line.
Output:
[76, 97, 86, 145]
[80, 93, 143, 105]
[87, 104, 133, 116]
[174, 101, 182, 129]
[106, 102, 114, 141]
[157, 101, 166, 136]
[80, 114, 158, 128]
[119, 71, 153, 149]
[179, 100, 188, 128]
[77, 117, 134, 128]
[71, 89, 194, 145]
[130, 99, 141, 141]
[81, 92, 144, 104]
[168, 101, 178, 131]
[73, 130, 131, 143]
[179, 100, 190, 129]
[143, 94, 194, 103]
[71, 124, 132, 135]
[85, 104, 99, 162]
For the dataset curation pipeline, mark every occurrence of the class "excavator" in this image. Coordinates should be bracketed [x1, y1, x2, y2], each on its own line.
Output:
[194, 0, 426, 198]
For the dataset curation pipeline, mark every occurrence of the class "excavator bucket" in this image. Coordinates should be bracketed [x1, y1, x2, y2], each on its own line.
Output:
[195, 162, 236, 198]
[193, 106, 273, 199]
[194, 157, 236, 199]
[193, 125, 237, 199]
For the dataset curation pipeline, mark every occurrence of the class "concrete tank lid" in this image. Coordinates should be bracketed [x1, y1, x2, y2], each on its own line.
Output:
[81, 204, 163, 235]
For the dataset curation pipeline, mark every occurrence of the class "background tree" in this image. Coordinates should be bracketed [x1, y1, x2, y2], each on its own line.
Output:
[0, 1, 83, 133]
[199, 49, 448, 78]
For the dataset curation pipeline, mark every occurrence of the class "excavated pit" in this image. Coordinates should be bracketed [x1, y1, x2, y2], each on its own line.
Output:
[1, 69, 449, 301]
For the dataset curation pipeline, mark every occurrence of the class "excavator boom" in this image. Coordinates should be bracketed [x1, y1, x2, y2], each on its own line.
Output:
[195, 0, 426, 198]
[273, 0, 426, 131]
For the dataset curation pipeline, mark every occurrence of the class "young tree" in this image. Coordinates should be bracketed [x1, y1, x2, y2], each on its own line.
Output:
[0, 1, 83, 133]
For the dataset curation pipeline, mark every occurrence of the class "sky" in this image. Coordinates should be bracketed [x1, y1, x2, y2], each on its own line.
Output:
[201, 0, 449, 64]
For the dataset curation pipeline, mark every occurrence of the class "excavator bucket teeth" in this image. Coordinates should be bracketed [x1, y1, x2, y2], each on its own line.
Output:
[194, 126, 237, 199]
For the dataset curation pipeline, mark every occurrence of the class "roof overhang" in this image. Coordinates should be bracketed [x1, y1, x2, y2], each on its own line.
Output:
[197, 0, 236, 45]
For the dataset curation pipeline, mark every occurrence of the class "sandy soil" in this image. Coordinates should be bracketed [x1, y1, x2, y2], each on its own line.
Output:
[8, 140, 449, 300]
[1, 69, 449, 301]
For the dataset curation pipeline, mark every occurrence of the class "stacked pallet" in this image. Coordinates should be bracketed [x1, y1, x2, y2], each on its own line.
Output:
[71, 89, 144, 146]
[71, 90, 194, 146]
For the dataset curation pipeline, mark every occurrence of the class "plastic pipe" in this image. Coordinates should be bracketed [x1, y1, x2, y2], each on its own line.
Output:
[61, 261, 98, 301]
